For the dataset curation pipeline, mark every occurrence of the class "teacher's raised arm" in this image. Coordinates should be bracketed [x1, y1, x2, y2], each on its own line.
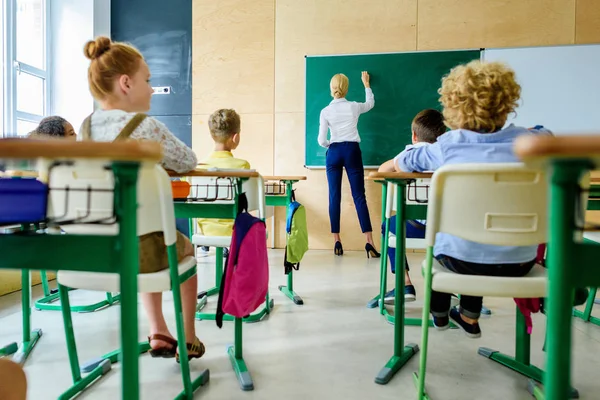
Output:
[317, 71, 379, 258]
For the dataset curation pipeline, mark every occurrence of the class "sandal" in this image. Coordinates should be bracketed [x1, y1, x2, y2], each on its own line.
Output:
[176, 337, 206, 363]
[148, 334, 177, 358]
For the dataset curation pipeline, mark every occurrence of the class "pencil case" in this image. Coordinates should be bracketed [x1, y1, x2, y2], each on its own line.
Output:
[171, 180, 191, 200]
[0, 178, 48, 224]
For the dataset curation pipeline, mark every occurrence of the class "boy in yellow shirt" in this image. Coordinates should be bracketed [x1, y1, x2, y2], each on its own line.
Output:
[197, 109, 250, 247]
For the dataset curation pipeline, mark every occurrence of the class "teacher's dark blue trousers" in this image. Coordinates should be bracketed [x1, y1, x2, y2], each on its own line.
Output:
[326, 142, 372, 233]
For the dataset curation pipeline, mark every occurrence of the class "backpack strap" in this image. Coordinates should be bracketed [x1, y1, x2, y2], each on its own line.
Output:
[79, 113, 147, 141]
[215, 247, 230, 328]
[80, 114, 93, 141]
[115, 113, 147, 141]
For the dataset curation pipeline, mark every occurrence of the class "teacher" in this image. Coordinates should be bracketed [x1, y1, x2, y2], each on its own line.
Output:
[318, 71, 380, 258]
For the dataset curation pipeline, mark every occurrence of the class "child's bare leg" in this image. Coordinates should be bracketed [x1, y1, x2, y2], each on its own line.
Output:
[141, 292, 175, 349]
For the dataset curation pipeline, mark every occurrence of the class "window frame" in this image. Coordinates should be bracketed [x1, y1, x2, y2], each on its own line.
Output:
[2, 0, 51, 137]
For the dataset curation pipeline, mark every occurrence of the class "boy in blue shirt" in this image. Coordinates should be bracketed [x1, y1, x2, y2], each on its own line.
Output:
[378, 109, 446, 304]
[394, 60, 549, 338]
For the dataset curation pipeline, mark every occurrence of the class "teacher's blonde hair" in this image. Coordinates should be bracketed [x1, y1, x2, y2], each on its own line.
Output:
[330, 73, 349, 99]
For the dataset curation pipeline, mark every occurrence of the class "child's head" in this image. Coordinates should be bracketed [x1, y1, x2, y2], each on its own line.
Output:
[411, 109, 446, 144]
[439, 60, 521, 133]
[84, 36, 153, 113]
[330, 73, 349, 99]
[29, 116, 77, 141]
[208, 109, 241, 149]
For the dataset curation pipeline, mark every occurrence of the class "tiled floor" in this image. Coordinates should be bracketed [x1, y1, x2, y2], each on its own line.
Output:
[1, 250, 599, 399]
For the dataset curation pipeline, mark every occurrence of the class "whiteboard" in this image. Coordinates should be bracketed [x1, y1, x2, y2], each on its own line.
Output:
[483, 45, 600, 135]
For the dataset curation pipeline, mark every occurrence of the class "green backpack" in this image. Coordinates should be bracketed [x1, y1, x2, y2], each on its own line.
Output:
[284, 191, 308, 273]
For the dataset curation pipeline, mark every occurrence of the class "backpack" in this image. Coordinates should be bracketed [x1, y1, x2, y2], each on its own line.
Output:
[216, 194, 269, 327]
[284, 191, 308, 274]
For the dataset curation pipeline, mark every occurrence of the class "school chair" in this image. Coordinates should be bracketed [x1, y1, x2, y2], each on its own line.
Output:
[414, 163, 570, 399]
[177, 172, 267, 390]
[573, 233, 600, 326]
[51, 161, 209, 399]
[189, 174, 274, 324]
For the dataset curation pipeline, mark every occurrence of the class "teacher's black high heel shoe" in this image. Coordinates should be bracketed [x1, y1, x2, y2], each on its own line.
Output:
[365, 243, 381, 259]
[334, 241, 344, 256]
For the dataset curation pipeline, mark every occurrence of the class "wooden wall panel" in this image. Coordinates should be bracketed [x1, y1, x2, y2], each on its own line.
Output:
[275, 0, 418, 113]
[192, 0, 275, 115]
[576, 0, 600, 44]
[417, 0, 576, 50]
[192, 113, 274, 175]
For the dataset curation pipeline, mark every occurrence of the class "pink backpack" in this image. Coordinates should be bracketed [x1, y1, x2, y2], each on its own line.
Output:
[216, 196, 269, 327]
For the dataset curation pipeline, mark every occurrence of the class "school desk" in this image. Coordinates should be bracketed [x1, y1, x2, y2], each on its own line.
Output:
[0, 140, 162, 399]
[263, 175, 307, 305]
[515, 134, 600, 400]
[167, 168, 265, 391]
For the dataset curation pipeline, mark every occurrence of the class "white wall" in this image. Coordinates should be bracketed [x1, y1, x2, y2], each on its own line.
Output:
[484, 45, 600, 135]
[50, 0, 110, 132]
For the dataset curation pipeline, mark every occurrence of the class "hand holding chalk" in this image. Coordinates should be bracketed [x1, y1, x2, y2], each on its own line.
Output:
[361, 71, 370, 88]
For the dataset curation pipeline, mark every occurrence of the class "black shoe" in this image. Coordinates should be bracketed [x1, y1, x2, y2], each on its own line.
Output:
[334, 241, 343, 256]
[365, 243, 381, 259]
[200, 246, 209, 252]
[432, 315, 450, 331]
[449, 308, 481, 338]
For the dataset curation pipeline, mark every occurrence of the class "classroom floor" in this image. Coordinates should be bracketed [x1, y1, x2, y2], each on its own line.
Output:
[1, 250, 599, 400]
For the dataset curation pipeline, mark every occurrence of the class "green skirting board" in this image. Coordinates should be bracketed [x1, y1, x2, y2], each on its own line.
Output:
[305, 49, 481, 168]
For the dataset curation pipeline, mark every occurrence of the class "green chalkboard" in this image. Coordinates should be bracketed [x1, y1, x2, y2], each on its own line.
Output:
[305, 50, 481, 167]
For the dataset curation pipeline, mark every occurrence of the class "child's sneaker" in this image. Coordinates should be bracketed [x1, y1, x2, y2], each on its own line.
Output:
[404, 285, 416, 302]
[432, 315, 450, 331]
[449, 308, 481, 338]
[383, 289, 395, 304]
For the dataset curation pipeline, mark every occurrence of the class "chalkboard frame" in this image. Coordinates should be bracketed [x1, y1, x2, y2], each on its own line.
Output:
[304, 49, 482, 168]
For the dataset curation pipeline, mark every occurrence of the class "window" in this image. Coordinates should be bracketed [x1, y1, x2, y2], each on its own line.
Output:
[2, 0, 50, 137]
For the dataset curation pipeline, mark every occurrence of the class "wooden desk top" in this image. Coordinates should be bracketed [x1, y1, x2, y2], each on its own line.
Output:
[515, 135, 600, 164]
[0, 170, 38, 178]
[263, 176, 307, 181]
[168, 169, 260, 178]
[0, 139, 162, 161]
[368, 171, 433, 180]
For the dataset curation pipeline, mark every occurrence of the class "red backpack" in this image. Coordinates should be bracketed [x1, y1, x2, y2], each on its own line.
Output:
[216, 194, 269, 327]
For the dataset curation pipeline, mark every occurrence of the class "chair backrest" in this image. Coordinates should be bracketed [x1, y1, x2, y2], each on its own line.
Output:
[425, 163, 547, 247]
[45, 159, 177, 245]
[188, 175, 265, 219]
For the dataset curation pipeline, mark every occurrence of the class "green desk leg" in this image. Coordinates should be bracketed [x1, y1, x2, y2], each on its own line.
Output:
[197, 296, 275, 323]
[478, 309, 579, 398]
[573, 287, 600, 326]
[11, 270, 43, 365]
[375, 182, 419, 385]
[278, 270, 303, 305]
[368, 182, 387, 310]
[277, 181, 304, 305]
[115, 163, 141, 400]
[196, 247, 224, 312]
[543, 162, 582, 400]
[227, 317, 254, 391]
[0, 342, 18, 357]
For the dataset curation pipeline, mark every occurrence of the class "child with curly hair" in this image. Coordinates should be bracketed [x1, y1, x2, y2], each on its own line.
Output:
[394, 60, 550, 338]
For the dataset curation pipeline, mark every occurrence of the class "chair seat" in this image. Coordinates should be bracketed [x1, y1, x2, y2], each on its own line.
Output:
[192, 234, 231, 247]
[57, 256, 197, 293]
[584, 232, 600, 243]
[425, 258, 547, 298]
[388, 234, 427, 250]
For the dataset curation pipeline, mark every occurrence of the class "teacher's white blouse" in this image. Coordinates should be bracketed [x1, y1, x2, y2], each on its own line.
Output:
[317, 88, 375, 148]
